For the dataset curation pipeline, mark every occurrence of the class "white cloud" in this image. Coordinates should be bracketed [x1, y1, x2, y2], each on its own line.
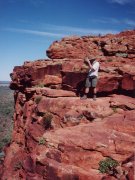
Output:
[124, 19, 135, 26]
[3, 26, 119, 38]
[90, 17, 135, 27]
[108, 0, 135, 5]
[42, 24, 118, 35]
[4, 28, 66, 38]
[91, 18, 120, 24]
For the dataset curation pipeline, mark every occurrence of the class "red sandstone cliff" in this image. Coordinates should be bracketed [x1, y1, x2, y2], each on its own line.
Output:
[1, 30, 135, 180]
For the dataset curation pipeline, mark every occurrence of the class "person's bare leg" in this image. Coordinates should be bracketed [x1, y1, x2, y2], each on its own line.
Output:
[93, 87, 97, 94]
[81, 87, 89, 99]
[85, 87, 89, 94]
[93, 87, 97, 100]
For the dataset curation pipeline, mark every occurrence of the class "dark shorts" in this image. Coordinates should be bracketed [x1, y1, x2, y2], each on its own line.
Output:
[85, 76, 98, 88]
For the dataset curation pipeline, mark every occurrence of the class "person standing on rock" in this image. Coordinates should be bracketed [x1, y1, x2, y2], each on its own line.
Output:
[81, 57, 100, 100]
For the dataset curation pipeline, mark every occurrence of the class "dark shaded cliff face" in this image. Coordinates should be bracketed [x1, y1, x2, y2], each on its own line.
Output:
[1, 30, 135, 180]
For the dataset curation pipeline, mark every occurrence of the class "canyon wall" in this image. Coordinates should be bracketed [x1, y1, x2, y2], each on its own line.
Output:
[1, 30, 135, 180]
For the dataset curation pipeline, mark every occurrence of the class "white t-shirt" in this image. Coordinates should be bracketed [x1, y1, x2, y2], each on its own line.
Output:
[88, 61, 100, 77]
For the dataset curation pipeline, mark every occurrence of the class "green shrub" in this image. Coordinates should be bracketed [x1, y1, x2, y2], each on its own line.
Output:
[0, 86, 14, 151]
[112, 106, 118, 113]
[98, 157, 119, 174]
[42, 113, 53, 129]
[34, 83, 44, 88]
[107, 59, 113, 62]
[116, 53, 128, 58]
[38, 137, 46, 145]
[35, 96, 42, 104]
[0, 134, 12, 151]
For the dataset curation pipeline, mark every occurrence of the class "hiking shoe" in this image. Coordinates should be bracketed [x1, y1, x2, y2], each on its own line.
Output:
[93, 95, 96, 101]
[80, 94, 87, 100]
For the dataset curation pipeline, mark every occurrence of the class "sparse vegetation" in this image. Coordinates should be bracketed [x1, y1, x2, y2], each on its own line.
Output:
[73, 66, 81, 72]
[35, 96, 42, 104]
[116, 53, 128, 58]
[42, 112, 53, 129]
[0, 86, 14, 151]
[98, 157, 119, 175]
[107, 59, 113, 62]
[0, 133, 11, 146]
[111, 106, 118, 113]
[38, 137, 46, 145]
[0, 87, 14, 118]
[34, 83, 44, 88]
[0, 137, 11, 151]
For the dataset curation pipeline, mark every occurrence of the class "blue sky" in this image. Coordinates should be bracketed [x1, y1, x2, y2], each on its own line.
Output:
[0, 0, 135, 81]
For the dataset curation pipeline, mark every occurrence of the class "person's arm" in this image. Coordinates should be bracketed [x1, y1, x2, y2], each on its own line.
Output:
[85, 58, 93, 69]
[87, 60, 93, 69]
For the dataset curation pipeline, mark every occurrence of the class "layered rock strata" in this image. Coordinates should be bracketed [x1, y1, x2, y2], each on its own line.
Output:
[1, 30, 135, 180]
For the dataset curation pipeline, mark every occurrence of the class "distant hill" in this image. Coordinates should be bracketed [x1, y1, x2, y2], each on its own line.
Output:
[0, 81, 10, 83]
[0, 86, 14, 151]
[0, 81, 10, 86]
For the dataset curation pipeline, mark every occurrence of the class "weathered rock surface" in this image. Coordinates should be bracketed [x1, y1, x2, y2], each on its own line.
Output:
[1, 30, 135, 180]
[10, 30, 135, 94]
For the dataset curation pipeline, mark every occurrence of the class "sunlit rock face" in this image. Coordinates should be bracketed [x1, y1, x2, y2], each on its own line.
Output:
[1, 30, 135, 180]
